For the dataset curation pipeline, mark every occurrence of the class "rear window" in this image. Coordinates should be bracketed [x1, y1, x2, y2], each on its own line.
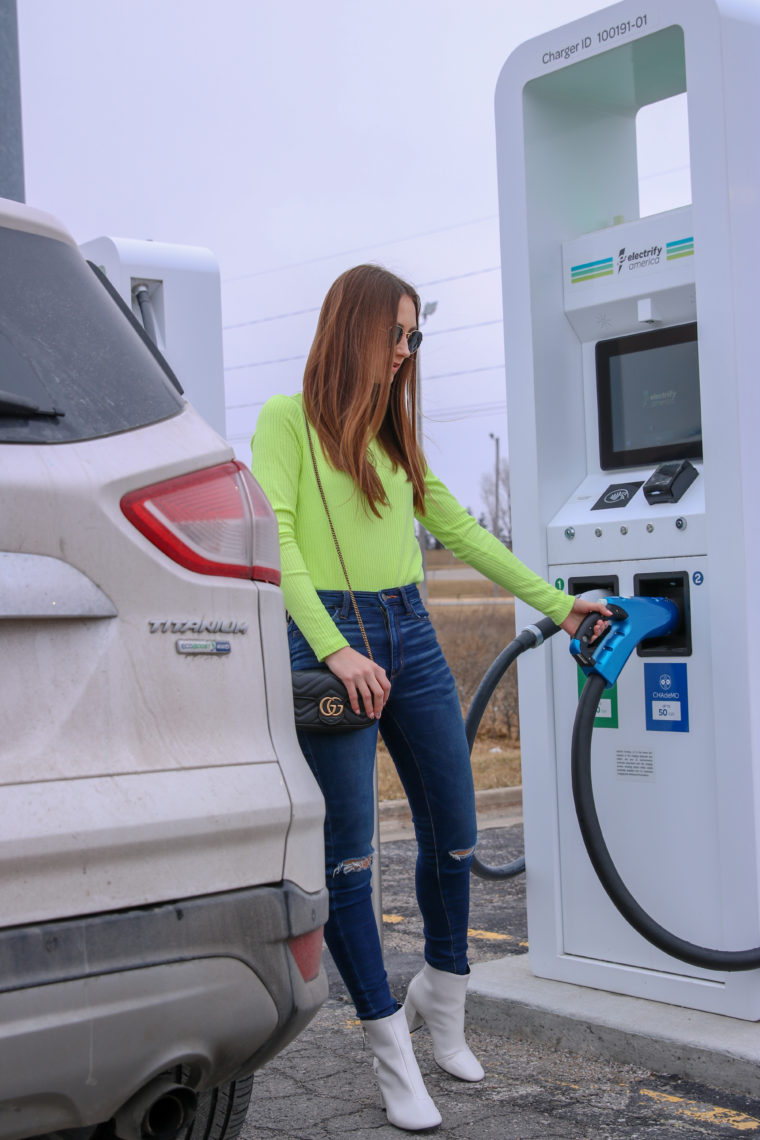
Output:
[0, 225, 183, 444]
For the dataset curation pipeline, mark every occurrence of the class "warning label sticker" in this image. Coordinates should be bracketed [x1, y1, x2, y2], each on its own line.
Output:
[616, 749, 655, 780]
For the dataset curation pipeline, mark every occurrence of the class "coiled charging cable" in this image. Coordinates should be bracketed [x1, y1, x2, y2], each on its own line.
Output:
[466, 615, 560, 880]
[572, 598, 760, 971]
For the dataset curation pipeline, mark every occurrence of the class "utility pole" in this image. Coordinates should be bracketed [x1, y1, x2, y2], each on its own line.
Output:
[489, 432, 500, 539]
[0, 0, 25, 202]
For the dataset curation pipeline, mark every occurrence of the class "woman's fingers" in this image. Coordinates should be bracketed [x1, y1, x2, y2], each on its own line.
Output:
[370, 664, 391, 717]
[352, 663, 390, 718]
[560, 597, 614, 638]
[324, 647, 390, 718]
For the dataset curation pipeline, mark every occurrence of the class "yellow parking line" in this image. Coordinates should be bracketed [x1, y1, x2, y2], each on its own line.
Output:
[468, 927, 529, 948]
[640, 1088, 760, 1131]
[383, 914, 528, 948]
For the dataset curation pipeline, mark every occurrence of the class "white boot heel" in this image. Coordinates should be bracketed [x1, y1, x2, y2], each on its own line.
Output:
[405, 1002, 424, 1034]
[404, 963, 485, 1083]
[361, 1007, 442, 1132]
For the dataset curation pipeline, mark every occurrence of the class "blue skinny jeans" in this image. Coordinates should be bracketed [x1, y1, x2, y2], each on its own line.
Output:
[289, 584, 477, 1021]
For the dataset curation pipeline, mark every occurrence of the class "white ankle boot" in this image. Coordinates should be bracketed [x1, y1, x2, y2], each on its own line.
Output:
[404, 963, 485, 1082]
[361, 1007, 442, 1131]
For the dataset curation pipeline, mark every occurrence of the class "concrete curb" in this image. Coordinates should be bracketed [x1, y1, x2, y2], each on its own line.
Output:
[379, 785, 522, 824]
[468, 954, 760, 1098]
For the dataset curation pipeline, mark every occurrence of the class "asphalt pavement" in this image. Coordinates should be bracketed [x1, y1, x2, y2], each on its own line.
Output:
[242, 820, 760, 1139]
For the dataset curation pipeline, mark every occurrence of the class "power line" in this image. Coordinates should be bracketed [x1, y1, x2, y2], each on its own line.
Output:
[224, 319, 504, 373]
[226, 353, 308, 372]
[424, 318, 502, 338]
[423, 364, 504, 382]
[424, 401, 506, 422]
[224, 305, 319, 331]
[227, 398, 269, 413]
[223, 364, 505, 422]
[222, 266, 502, 332]
[417, 266, 500, 288]
[222, 214, 498, 284]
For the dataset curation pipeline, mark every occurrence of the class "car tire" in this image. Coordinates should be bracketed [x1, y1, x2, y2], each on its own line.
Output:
[184, 1073, 254, 1140]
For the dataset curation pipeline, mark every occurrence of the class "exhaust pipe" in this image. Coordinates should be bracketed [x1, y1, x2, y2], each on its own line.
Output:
[113, 1076, 198, 1140]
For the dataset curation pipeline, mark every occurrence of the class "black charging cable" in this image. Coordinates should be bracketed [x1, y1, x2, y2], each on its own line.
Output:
[466, 616, 560, 880]
[466, 597, 760, 969]
[573, 672, 760, 971]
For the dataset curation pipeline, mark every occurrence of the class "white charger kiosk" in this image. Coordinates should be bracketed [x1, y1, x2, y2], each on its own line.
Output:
[79, 236, 227, 439]
[495, 0, 760, 1017]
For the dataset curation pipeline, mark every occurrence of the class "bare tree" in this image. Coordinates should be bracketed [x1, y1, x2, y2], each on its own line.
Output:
[480, 457, 512, 545]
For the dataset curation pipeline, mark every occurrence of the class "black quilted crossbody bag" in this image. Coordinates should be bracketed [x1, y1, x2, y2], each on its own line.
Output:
[291, 412, 376, 733]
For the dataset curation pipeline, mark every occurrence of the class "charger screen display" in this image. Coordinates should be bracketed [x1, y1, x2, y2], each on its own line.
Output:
[596, 322, 702, 470]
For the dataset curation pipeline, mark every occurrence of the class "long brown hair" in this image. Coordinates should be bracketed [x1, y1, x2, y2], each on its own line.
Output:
[302, 264, 427, 516]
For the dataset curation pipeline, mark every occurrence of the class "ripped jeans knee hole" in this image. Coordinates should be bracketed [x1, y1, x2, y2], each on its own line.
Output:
[332, 853, 374, 877]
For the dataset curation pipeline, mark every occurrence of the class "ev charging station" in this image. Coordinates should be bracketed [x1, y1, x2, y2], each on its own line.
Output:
[495, 0, 760, 1018]
[78, 236, 227, 439]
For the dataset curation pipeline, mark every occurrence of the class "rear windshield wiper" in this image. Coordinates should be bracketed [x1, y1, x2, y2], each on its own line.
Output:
[0, 389, 65, 418]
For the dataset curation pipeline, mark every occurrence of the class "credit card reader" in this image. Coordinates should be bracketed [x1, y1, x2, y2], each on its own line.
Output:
[642, 459, 698, 504]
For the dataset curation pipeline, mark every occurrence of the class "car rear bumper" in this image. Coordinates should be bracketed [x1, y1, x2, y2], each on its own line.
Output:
[0, 881, 328, 1139]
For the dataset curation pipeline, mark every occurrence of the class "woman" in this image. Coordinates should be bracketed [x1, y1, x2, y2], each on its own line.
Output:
[251, 265, 609, 1132]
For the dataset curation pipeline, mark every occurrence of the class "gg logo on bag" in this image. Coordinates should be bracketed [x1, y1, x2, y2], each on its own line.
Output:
[319, 695, 344, 718]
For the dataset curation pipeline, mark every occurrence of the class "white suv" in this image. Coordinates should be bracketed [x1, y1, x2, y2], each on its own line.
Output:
[0, 198, 327, 1140]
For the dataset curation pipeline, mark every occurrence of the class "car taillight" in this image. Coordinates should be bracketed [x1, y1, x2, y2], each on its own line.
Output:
[288, 928, 324, 982]
[121, 460, 281, 584]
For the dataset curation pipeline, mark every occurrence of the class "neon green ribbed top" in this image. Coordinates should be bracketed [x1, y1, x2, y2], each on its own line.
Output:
[250, 393, 573, 660]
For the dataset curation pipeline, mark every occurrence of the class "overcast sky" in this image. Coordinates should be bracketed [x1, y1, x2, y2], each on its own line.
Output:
[15, 0, 688, 517]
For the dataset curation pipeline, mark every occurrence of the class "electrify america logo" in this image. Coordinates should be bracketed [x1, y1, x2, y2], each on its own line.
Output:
[617, 244, 663, 272]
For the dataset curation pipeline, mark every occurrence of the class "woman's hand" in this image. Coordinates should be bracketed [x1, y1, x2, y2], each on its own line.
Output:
[560, 596, 614, 639]
[324, 645, 391, 719]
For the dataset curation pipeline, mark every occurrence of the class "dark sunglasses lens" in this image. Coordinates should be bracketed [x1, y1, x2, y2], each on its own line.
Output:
[408, 330, 423, 352]
[393, 324, 404, 345]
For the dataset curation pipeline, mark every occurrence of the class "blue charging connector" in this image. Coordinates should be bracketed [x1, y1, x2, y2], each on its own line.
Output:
[570, 596, 679, 687]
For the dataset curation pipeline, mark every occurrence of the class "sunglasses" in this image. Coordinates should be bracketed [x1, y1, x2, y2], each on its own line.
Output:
[392, 325, 423, 354]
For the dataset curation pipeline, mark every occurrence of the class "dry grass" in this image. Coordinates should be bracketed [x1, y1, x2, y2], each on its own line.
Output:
[377, 737, 522, 801]
[426, 578, 511, 601]
[377, 598, 523, 799]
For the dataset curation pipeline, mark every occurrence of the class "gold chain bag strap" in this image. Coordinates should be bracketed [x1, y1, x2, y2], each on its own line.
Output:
[290, 409, 376, 732]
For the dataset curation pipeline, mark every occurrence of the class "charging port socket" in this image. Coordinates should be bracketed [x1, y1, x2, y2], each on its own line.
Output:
[633, 571, 691, 657]
[568, 574, 620, 598]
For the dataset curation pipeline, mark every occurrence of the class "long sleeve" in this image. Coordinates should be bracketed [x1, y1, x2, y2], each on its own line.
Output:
[252, 394, 574, 659]
[418, 469, 574, 626]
